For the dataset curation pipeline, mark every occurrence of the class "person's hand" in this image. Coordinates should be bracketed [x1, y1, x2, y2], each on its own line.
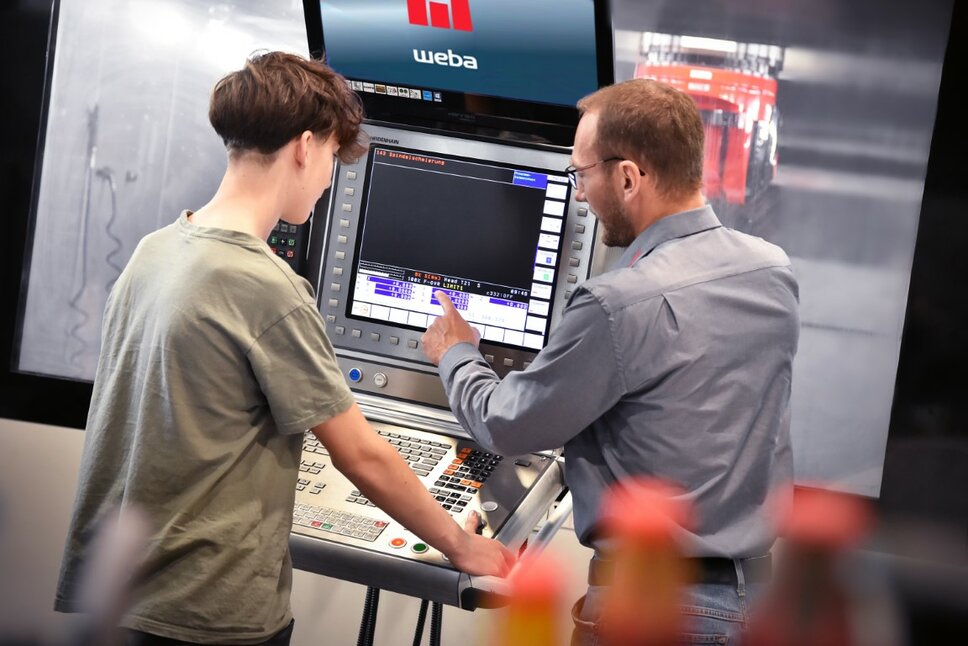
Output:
[444, 511, 516, 577]
[421, 290, 481, 365]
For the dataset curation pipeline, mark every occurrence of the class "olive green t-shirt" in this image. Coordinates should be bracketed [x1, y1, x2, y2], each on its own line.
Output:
[54, 212, 354, 643]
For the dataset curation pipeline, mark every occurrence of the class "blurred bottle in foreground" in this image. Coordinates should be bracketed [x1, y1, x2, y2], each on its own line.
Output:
[746, 486, 892, 646]
[491, 550, 565, 646]
[594, 478, 694, 646]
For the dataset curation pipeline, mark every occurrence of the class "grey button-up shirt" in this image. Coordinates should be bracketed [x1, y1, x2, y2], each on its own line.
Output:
[439, 205, 799, 557]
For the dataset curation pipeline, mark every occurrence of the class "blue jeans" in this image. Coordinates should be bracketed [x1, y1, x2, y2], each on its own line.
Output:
[572, 575, 763, 646]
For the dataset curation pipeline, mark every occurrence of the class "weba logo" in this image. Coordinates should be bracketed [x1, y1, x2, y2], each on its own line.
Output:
[408, 0, 478, 70]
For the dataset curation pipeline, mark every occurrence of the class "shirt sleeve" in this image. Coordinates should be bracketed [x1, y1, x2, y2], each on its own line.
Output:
[247, 303, 355, 435]
[438, 287, 626, 455]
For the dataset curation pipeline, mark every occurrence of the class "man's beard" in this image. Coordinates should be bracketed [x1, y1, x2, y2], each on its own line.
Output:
[596, 188, 636, 248]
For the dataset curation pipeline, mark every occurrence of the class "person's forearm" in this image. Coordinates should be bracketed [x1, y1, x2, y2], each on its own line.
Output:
[331, 439, 465, 554]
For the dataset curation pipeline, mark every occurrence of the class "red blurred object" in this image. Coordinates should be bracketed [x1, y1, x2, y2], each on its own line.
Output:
[746, 487, 875, 646]
[596, 478, 694, 646]
[494, 552, 564, 646]
[634, 32, 784, 206]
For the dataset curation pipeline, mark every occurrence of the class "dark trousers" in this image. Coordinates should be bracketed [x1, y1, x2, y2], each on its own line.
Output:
[126, 619, 294, 646]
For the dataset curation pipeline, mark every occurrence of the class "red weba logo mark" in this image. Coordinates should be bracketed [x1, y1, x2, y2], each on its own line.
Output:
[407, 0, 473, 31]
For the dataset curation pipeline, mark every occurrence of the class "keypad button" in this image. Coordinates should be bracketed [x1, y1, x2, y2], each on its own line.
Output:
[346, 170, 357, 180]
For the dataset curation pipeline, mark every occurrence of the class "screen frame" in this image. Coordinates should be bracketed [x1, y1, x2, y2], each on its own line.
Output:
[344, 142, 572, 353]
[0, 0, 97, 430]
[302, 0, 615, 146]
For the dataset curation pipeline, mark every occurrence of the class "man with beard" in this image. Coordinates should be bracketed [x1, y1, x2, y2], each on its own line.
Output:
[421, 79, 800, 644]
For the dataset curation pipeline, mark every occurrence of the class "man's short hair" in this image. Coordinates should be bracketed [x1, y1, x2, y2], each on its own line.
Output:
[578, 79, 704, 199]
[209, 51, 367, 163]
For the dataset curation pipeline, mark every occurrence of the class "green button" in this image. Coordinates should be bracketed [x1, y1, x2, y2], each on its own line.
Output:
[269, 236, 278, 244]
[322, 523, 333, 530]
[411, 542, 429, 554]
[288, 238, 297, 246]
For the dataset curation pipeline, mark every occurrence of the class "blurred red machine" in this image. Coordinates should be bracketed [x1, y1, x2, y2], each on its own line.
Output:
[635, 33, 784, 206]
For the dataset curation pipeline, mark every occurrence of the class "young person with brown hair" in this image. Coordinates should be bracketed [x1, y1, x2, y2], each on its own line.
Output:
[55, 51, 513, 645]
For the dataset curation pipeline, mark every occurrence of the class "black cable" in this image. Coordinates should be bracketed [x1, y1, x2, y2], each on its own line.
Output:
[430, 601, 443, 646]
[367, 587, 381, 645]
[356, 586, 377, 646]
[412, 599, 430, 646]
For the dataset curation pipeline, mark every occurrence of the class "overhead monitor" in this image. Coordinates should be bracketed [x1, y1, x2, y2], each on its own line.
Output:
[303, 0, 614, 143]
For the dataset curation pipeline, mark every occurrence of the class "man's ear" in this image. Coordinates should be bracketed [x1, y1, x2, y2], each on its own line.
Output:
[621, 160, 643, 199]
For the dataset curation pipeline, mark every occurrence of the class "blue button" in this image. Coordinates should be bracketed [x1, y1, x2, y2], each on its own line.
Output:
[348, 368, 362, 382]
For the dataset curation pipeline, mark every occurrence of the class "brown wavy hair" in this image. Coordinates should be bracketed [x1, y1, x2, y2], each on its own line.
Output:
[209, 51, 367, 163]
[578, 79, 704, 199]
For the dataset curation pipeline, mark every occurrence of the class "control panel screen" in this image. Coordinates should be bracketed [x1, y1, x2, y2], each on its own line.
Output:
[347, 145, 571, 351]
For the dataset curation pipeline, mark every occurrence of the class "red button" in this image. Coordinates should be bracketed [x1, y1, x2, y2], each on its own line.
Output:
[389, 537, 407, 549]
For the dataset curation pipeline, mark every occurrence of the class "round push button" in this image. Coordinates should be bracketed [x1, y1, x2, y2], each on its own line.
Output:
[388, 537, 407, 549]
[373, 372, 388, 388]
[481, 501, 498, 512]
[411, 542, 429, 554]
[347, 368, 363, 382]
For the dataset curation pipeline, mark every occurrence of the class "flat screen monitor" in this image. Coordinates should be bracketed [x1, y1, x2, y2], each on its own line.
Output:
[313, 122, 595, 395]
[347, 145, 570, 352]
[303, 0, 614, 143]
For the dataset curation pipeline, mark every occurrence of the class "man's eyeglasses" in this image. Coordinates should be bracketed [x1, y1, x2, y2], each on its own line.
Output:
[564, 157, 644, 189]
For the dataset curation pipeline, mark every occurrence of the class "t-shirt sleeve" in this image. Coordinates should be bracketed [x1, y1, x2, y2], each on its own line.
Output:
[247, 303, 355, 435]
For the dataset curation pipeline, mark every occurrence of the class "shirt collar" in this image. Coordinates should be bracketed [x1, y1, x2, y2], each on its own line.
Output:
[614, 204, 722, 269]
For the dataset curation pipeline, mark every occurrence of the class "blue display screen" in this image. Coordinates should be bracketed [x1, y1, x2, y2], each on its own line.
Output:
[319, 0, 599, 107]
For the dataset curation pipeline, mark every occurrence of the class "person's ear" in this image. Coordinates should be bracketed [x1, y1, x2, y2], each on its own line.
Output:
[621, 160, 642, 199]
[293, 130, 313, 168]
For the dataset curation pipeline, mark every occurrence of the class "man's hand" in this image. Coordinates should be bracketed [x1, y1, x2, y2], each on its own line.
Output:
[444, 511, 516, 577]
[421, 290, 480, 365]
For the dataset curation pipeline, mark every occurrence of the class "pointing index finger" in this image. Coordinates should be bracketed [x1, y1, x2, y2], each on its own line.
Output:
[435, 290, 456, 315]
